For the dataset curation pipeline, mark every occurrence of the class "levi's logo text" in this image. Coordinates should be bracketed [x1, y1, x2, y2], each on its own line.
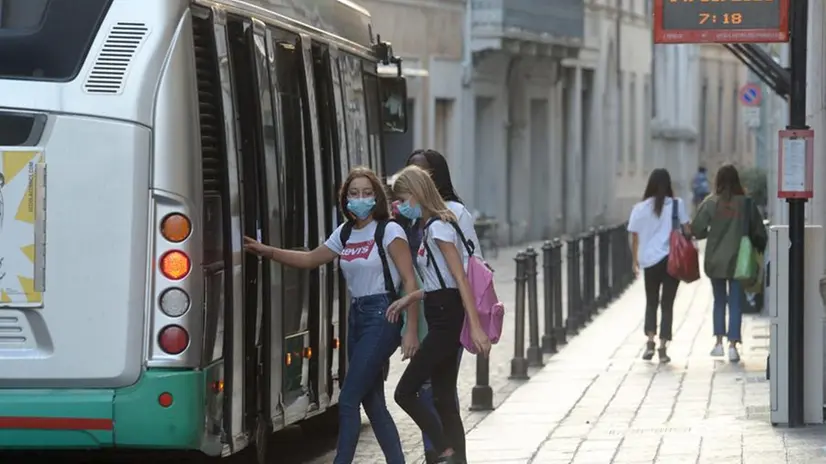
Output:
[341, 240, 375, 261]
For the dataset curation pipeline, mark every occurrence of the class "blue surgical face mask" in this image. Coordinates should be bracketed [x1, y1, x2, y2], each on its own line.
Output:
[398, 199, 422, 220]
[346, 196, 376, 220]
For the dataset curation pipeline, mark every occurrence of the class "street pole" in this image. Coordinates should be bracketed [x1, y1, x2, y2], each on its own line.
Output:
[787, 0, 808, 428]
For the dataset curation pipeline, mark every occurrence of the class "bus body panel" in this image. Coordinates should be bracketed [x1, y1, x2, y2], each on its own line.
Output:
[0, 117, 149, 388]
[0, 0, 187, 128]
[0, 367, 221, 452]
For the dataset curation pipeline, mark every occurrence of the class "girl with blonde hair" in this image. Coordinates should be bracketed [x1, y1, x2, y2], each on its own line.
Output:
[387, 165, 490, 464]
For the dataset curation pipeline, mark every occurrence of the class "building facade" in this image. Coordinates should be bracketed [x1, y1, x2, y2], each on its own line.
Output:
[606, 0, 656, 221]
[698, 44, 757, 181]
[372, 0, 654, 243]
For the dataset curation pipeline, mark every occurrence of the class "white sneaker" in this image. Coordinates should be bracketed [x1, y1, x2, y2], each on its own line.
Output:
[728, 345, 740, 363]
[710, 344, 724, 357]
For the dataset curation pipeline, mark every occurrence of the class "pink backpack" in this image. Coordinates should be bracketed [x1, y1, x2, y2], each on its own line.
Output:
[421, 219, 505, 354]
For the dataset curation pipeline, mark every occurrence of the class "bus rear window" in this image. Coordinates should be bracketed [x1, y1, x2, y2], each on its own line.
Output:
[0, 0, 112, 80]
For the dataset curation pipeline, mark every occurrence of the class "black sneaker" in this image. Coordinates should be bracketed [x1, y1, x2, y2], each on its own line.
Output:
[425, 451, 440, 464]
[642, 341, 656, 360]
[435, 456, 460, 464]
[658, 347, 671, 363]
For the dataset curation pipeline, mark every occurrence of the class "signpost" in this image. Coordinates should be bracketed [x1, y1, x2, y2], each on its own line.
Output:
[654, 0, 808, 428]
[653, 0, 790, 44]
[740, 83, 762, 129]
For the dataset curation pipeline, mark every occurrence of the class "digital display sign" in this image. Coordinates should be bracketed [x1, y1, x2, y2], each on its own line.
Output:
[654, 0, 789, 44]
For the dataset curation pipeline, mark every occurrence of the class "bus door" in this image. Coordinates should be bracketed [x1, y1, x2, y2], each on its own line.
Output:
[225, 16, 270, 436]
[270, 28, 318, 425]
[311, 42, 344, 405]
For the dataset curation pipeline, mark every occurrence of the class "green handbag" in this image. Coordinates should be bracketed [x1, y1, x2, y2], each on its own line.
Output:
[734, 197, 758, 282]
[400, 274, 428, 342]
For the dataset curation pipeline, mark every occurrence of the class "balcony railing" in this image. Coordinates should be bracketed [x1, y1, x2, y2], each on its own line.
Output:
[471, 0, 584, 52]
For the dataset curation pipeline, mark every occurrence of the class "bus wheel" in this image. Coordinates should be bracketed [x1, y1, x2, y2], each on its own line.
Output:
[252, 413, 273, 464]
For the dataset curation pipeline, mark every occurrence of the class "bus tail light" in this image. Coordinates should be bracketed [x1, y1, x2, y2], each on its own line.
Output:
[161, 213, 192, 243]
[159, 288, 190, 317]
[158, 325, 189, 354]
[158, 392, 174, 408]
[160, 251, 191, 280]
[303, 347, 313, 359]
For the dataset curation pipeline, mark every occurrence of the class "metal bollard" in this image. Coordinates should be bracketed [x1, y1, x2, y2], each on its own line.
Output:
[597, 227, 610, 308]
[552, 239, 566, 345]
[573, 237, 583, 330]
[525, 248, 544, 367]
[611, 226, 620, 296]
[510, 252, 530, 380]
[565, 237, 579, 334]
[470, 354, 494, 411]
[541, 241, 557, 354]
[583, 229, 596, 320]
[621, 222, 632, 289]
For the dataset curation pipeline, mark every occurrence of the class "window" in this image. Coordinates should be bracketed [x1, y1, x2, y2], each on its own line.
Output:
[617, 72, 624, 172]
[362, 62, 383, 172]
[700, 79, 708, 152]
[731, 81, 739, 152]
[272, 29, 310, 336]
[0, 0, 112, 80]
[338, 54, 370, 168]
[644, 76, 653, 172]
[434, 99, 454, 156]
[717, 84, 724, 153]
[628, 74, 637, 172]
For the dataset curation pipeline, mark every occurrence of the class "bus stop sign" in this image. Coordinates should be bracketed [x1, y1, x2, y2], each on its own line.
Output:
[653, 0, 790, 44]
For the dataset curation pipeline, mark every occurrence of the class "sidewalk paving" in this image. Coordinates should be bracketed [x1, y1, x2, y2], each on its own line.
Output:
[465, 269, 826, 463]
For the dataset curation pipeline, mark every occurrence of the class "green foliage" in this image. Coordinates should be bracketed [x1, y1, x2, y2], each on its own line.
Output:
[741, 167, 768, 207]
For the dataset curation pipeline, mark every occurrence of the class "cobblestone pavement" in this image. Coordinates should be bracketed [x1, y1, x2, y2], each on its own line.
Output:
[464, 266, 826, 463]
[305, 237, 614, 464]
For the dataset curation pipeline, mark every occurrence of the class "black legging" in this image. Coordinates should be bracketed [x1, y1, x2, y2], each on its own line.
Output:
[643, 257, 679, 341]
[394, 289, 465, 457]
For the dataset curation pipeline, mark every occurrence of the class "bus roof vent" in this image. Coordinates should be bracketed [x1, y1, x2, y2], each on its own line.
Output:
[83, 22, 149, 95]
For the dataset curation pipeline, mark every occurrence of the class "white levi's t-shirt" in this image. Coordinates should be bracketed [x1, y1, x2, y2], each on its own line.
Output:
[324, 220, 408, 298]
[417, 219, 470, 292]
[627, 197, 689, 269]
[446, 200, 484, 261]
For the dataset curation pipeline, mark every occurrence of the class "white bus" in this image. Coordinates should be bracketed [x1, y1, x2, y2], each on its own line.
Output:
[0, 0, 407, 461]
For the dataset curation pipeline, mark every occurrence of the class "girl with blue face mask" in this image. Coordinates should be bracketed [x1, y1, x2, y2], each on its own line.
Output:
[244, 167, 420, 464]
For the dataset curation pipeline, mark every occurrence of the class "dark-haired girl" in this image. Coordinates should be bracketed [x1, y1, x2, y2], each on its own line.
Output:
[691, 164, 766, 363]
[244, 166, 419, 464]
[628, 168, 690, 363]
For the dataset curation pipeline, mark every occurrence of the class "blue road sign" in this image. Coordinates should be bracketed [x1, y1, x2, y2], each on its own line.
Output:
[739, 84, 762, 107]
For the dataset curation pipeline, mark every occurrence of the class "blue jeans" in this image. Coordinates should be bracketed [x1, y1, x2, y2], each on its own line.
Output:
[711, 278, 743, 343]
[334, 294, 404, 464]
[421, 348, 463, 457]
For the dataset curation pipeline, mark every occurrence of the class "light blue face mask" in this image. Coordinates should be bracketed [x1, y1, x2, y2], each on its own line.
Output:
[398, 199, 422, 220]
[346, 197, 376, 220]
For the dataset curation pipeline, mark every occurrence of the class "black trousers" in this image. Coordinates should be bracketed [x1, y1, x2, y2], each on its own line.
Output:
[394, 289, 465, 457]
[643, 257, 679, 341]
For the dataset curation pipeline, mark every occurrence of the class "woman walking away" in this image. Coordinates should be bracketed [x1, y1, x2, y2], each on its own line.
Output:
[628, 168, 690, 363]
[691, 164, 766, 363]
[388, 165, 491, 464]
[244, 167, 420, 464]
[404, 149, 483, 464]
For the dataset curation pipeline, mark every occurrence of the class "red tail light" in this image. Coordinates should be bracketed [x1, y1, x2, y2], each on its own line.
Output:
[158, 325, 189, 355]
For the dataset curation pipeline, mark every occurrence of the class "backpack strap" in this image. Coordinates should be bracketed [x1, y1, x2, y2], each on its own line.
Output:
[446, 221, 475, 257]
[671, 198, 679, 230]
[421, 218, 448, 289]
[374, 220, 399, 300]
[339, 221, 354, 248]
[742, 196, 752, 237]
